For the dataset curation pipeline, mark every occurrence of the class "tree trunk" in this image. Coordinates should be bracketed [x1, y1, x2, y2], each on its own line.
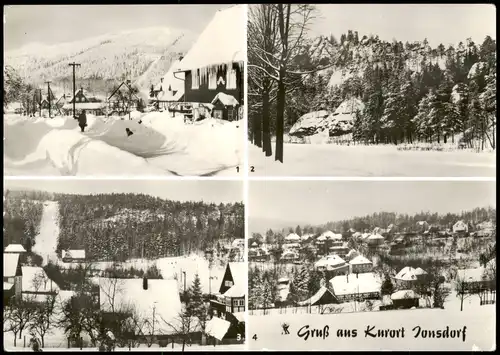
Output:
[275, 67, 286, 163]
[14, 333, 17, 347]
[254, 112, 262, 148]
[460, 296, 463, 311]
[41, 336, 45, 348]
[262, 80, 272, 156]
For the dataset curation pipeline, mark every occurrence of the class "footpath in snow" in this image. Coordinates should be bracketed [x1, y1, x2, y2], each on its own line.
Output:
[249, 142, 496, 177]
[4, 113, 243, 176]
[32, 201, 60, 266]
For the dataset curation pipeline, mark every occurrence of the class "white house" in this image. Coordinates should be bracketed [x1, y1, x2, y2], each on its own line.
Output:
[285, 233, 301, 242]
[329, 272, 381, 302]
[4, 244, 27, 254]
[314, 255, 349, 275]
[349, 255, 373, 274]
[366, 233, 384, 246]
[453, 220, 468, 234]
[393, 266, 427, 288]
[62, 249, 86, 263]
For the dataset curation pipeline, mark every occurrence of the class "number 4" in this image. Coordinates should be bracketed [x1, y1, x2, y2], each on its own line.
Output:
[252, 334, 258, 341]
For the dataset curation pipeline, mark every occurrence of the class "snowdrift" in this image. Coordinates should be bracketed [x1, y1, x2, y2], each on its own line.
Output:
[4, 112, 242, 176]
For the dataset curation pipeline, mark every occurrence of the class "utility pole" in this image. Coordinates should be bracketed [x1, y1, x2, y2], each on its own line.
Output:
[183, 271, 187, 295]
[45, 81, 52, 118]
[68, 62, 81, 119]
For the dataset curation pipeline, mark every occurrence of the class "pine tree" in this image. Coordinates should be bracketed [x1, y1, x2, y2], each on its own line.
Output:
[293, 265, 311, 301]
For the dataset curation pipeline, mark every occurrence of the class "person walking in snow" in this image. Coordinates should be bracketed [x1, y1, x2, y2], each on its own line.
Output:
[78, 110, 88, 132]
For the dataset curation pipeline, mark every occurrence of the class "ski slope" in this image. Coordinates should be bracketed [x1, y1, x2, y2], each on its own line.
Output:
[4, 113, 243, 176]
[32, 201, 60, 266]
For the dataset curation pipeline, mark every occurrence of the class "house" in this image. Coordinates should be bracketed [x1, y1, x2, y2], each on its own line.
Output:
[349, 255, 373, 274]
[301, 234, 314, 242]
[107, 80, 142, 116]
[97, 277, 183, 336]
[329, 243, 349, 258]
[298, 286, 339, 307]
[211, 92, 239, 121]
[218, 262, 246, 299]
[453, 220, 468, 234]
[151, 59, 186, 109]
[4, 102, 23, 114]
[62, 249, 86, 263]
[456, 267, 494, 293]
[391, 290, 420, 309]
[314, 255, 349, 276]
[416, 221, 430, 232]
[174, 5, 245, 108]
[4, 244, 27, 254]
[281, 250, 300, 262]
[392, 266, 427, 289]
[4, 253, 22, 303]
[366, 233, 385, 246]
[285, 233, 301, 243]
[329, 272, 381, 302]
[61, 88, 106, 116]
[69, 88, 89, 104]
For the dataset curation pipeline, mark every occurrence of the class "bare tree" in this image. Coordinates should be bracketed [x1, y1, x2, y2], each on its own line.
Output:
[29, 294, 57, 348]
[455, 275, 474, 312]
[160, 310, 199, 353]
[4, 296, 38, 346]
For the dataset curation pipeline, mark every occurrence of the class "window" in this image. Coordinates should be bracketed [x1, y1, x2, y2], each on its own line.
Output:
[226, 306, 231, 313]
[226, 69, 237, 89]
[227, 109, 234, 121]
[225, 280, 233, 287]
[233, 299, 239, 307]
[191, 70, 200, 90]
[208, 71, 217, 90]
[239, 299, 244, 306]
[213, 110, 223, 120]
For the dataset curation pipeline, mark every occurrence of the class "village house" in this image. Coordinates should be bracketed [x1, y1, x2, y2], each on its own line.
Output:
[366, 233, 385, 246]
[329, 272, 381, 302]
[62, 88, 106, 116]
[3, 253, 23, 303]
[96, 277, 184, 339]
[390, 289, 420, 309]
[62, 249, 86, 263]
[21, 266, 59, 301]
[107, 80, 141, 116]
[4, 244, 27, 254]
[392, 266, 428, 289]
[453, 220, 469, 235]
[281, 250, 300, 263]
[314, 254, 349, 276]
[457, 266, 495, 294]
[174, 5, 245, 121]
[298, 286, 339, 307]
[328, 242, 350, 258]
[349, 255, 373, 274]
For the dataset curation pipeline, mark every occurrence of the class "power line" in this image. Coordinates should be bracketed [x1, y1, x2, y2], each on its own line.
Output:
[68, 62, 81, 118]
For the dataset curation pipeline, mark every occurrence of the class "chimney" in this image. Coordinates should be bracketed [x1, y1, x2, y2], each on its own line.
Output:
[346, 273, 349, 283]
[160, 78, 164, 83]
[143, 276, 148, 290]
[356, 273, 358, 279]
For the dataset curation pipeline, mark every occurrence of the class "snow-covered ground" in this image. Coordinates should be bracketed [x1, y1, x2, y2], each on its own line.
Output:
[248, 292, 496, 351]
[4, 114, 243, 176]
[32, 201, 60, 266]
[249, 143, 496, 177]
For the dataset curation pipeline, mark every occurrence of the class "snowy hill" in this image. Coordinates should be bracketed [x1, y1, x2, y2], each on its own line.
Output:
[4, 27, 195, 94]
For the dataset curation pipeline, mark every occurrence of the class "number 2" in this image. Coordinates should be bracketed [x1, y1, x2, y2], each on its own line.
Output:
[250, 166, 255, 172]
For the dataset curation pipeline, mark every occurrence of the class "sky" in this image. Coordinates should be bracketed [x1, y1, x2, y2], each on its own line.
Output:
[250, 181, 496, 231]
[4, 179, 243, 204]
[3, 5, 229, 51]
[311, 4, 496, 47]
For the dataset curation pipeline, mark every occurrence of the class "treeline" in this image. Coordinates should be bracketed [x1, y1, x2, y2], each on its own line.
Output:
[55, 193, 244, 261]
[248, 9, 497, 154]
[3, 195, 44, 252]
[256, 206, 496, 243]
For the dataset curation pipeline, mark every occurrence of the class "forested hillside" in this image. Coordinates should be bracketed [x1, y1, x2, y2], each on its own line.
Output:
[258, 207, 496, 241]
[3, 190, 244, 261]
[249, 25, 497, 149]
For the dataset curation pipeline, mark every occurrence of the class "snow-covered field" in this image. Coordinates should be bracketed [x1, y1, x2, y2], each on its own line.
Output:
[249, 143, 496, 177]
[4, 113, 243, 176]
[248, 294, 496, 351]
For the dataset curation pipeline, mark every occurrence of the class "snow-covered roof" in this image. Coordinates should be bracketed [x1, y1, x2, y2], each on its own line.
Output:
[228, 262, 246, 284]
[457, 268, 486, 283]
[330, 272, 381, 296]
[391, 289, 419, 300]
[211, 92, 239, 107]
[4, 244, 27, 253]
[315, 255, 346, 269]
[298, 286, 337, 306]
[367, 233, 384, 241]
[349, 255, 372, 265]
[453, 220, 468, 231]
[21, 266, 59, 293]
[223, 283, 245, 298]
[62, 249, 86, 260]
[3, 253, 20, 278]
[301, 233, 314, 241]
[285, 233, 301, 241]
[62, 102, 105, 110]
[317, 231, 342, 241]
[4, 282, 14, 291]
[97, 277, 182, 335]
[281, 250, 299, 258]
[233, 312, 245, 323]
[277, 277, 290, 283]
[177, 5, 245, 73]
[206, 316, 231, 341]
[393, 266, 426, 282]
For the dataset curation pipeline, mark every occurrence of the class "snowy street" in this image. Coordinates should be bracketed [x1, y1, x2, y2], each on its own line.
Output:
[3, 114, 243, 176]
[249, 143, 496, 177]
[32, 201, 60, 266]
